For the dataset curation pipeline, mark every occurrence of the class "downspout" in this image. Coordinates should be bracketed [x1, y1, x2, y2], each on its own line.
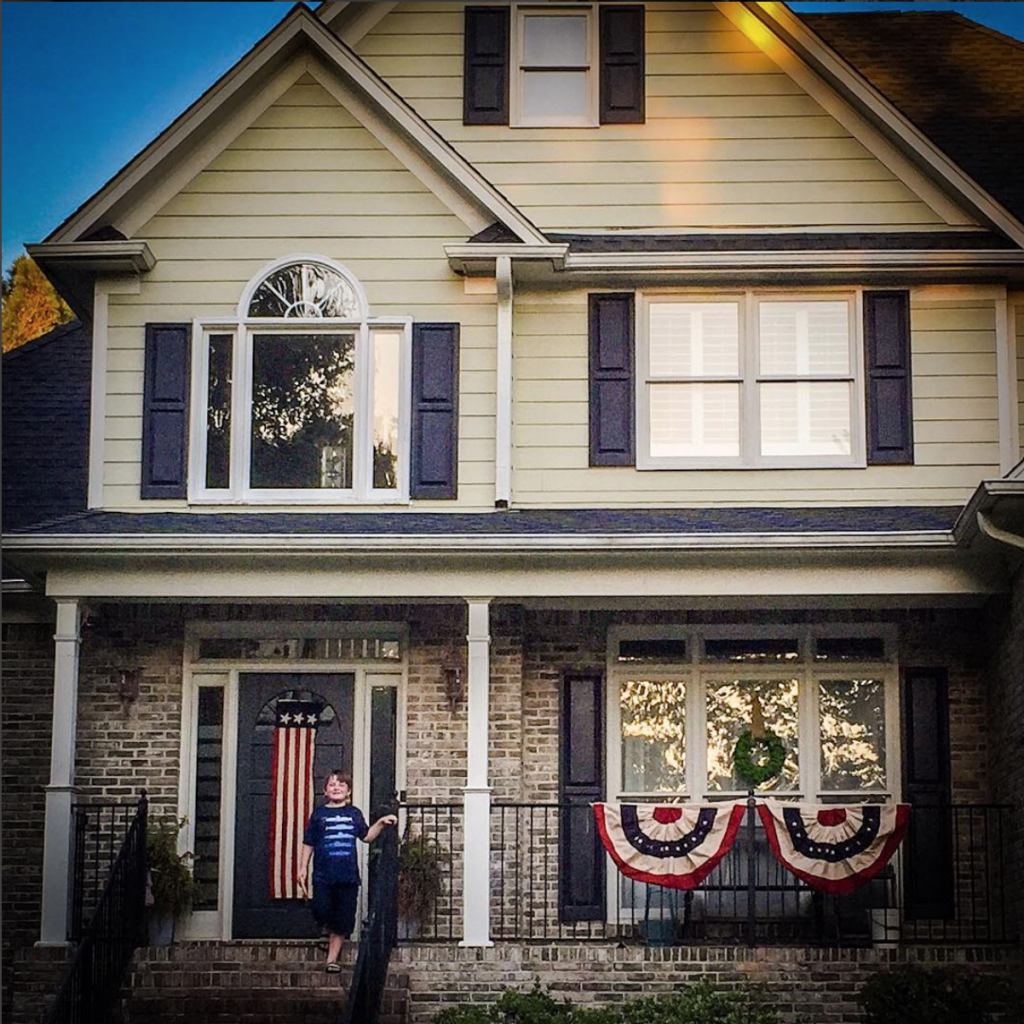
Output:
[976, 511, 1024, 551]
[495, 256, 513, 508]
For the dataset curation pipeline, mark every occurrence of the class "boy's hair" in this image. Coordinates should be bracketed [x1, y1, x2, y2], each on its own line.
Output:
[323, 770, 352, 798]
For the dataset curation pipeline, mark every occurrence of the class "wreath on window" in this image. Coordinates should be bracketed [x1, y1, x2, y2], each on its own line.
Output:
[733, 729, 786, 788]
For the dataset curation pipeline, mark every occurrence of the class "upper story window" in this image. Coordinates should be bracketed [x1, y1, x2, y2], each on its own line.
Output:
[514, 6, 597, 126]
[638, 291, 863, 470]
[191, 256, 410, 504]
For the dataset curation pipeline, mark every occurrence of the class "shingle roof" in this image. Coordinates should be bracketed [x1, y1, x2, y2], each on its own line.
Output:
[6, 507, 963, 538]
[2, 321, 91, 531]
[802, 11, 1024, 225]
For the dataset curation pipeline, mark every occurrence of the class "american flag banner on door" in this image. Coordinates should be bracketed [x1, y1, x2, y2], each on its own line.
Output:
[269, 699, 322, 899]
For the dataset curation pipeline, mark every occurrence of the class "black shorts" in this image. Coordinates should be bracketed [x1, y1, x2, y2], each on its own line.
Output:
[311, 880, 360, 938]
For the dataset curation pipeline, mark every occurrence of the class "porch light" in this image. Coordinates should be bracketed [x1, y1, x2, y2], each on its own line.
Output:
[443, 658, 464, 712]
[118, 667, 142, 707]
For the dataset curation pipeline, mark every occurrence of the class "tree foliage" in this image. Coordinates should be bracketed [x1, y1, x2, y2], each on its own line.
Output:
[1, 255, 74, 353]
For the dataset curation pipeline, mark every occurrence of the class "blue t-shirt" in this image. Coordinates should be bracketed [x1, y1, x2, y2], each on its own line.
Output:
[303, 804, 369, 884]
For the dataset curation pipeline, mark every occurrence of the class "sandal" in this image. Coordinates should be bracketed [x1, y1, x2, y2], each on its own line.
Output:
[325, 962, 342, 974]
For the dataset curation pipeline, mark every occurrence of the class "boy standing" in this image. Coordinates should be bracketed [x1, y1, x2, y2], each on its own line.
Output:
[297, 770, 397, 972]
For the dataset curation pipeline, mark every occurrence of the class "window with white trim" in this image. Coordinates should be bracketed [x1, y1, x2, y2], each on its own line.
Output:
[639, 292, 862, 469]
[513, 5, 597, 126]
[610, 627, 896, 801]
[190, 257, 410, 503]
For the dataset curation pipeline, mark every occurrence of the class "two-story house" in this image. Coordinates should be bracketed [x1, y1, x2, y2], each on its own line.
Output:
[3, 3, 1023, 1022]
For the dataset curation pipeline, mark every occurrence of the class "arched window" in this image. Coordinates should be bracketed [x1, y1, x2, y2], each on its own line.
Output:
[191, 257, 409, 503]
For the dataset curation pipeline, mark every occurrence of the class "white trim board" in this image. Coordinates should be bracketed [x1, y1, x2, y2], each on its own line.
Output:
[43, 6, 545, 247]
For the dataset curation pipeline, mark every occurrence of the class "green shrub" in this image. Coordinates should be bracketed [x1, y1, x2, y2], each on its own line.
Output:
[433, 980, 777, 1024]
[859, 965, 1004, 1024]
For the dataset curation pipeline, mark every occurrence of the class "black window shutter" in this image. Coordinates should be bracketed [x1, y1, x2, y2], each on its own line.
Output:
[141, 323, 191, 499]
[600, 5, 645, 124]
[864, 290, 913, 464]
[464, 6, 510, 125]
[560, 672, 605, 922]
[589, 293, 635, 466]
[411, 323, 460, 500]
[902, 667, 954, 920]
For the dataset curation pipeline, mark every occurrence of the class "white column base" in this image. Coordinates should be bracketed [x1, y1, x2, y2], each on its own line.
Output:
[459, 786, 493, 948]
[39, 785, 75, 945]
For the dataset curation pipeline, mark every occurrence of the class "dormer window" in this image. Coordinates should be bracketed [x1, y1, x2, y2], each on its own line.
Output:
[190, 256, 410, 503]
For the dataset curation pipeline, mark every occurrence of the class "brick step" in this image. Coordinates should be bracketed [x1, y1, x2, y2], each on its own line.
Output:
[118, 941, 386, 1024]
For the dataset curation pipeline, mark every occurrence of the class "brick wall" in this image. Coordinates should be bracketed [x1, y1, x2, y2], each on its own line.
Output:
[1, 623, 56, 1018]
[395, 943, 1022, 1024]
[987, 566, 1024, 941]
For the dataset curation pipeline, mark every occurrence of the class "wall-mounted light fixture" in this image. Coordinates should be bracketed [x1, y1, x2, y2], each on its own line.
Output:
[442, 651, 464, 712]
[118, 667, 142, 707]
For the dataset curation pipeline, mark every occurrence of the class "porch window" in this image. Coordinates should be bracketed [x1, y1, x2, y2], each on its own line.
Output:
[190, 257, 410, 503]
[611, 628, 894, 800]
[639, 292, 861, 469]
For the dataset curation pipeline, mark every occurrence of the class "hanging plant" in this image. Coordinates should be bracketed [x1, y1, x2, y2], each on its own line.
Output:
[733, 729, 786, 788]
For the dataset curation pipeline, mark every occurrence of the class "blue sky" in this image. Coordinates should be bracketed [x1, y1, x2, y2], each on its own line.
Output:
[3, 1, 1023, 273]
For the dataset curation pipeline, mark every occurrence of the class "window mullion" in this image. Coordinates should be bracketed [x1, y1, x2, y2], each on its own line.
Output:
[355, 323, 372, 500]
[744, 292, 759, 465]
[236, 323, 251, 499]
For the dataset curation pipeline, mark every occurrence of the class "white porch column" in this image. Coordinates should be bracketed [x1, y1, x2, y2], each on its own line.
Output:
[39, 599, 82, 945]
[460, 598, 493, 947]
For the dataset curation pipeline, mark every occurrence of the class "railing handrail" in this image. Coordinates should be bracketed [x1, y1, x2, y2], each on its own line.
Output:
[44, 794, 148, 1024]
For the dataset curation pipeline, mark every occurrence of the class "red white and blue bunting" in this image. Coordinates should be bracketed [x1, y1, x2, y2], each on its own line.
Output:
[594, 802, 746, 890]
[758, 801, 911, 895]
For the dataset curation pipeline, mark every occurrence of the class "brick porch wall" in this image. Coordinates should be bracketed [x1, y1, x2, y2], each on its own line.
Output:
[395, 943, 1023, 1024]
[987, 566, 1024, 941]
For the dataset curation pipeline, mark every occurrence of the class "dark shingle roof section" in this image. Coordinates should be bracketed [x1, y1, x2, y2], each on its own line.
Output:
[2, 321, 91, 531]
[546, 231, 1014, 253]
[7, 507, 962, 538]
[802, 11, 1024, 225]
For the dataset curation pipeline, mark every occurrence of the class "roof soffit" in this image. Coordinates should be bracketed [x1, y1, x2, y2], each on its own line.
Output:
[722, 1, 1024, 248]
[44, 5, 545, 247]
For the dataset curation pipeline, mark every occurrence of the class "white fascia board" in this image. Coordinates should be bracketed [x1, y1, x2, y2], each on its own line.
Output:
[1, 531, 956, 555]
[26, 241, 156, 273]
[446, 244, 569, 274]
[334, 2, 399, 45]
[45, 7, 545, 248]
[738, 2, 1024, 247]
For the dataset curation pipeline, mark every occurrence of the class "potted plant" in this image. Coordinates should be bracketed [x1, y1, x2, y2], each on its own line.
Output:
[397, 833, 444, 939]
[146, 816, 198, 945]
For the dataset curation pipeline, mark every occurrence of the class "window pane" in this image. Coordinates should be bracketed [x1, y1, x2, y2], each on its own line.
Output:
[372, 331, 401, 490]
[193, 687, 224, 910]
[649, 383, 740, 458]
[704, 638, 800, 664]
[819, 678, 887, 790]
[523, 15, 588, 66]
[205, 334, 232, 490]
[649, 303, 739, 377]
[249, 263, 359, 319]
[759, 301, 850, 376]
[620, 678, 686, 794]
[250, 333, 355, 489]
[759, 382, 851, 457]
[706, 678, 800, 792]
[815, 637, 886, 662]
[522, 71, 589, 120]
[618, 639, 688, 663]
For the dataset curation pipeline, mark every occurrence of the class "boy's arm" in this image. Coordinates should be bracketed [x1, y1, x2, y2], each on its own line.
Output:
[362, 814, 398, 843]
[297, 844, 314, 894]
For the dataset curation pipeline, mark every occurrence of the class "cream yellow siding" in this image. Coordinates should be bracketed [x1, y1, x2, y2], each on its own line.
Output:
[356, 1, 968, 232]
[511, 286, 1001, 507]
[104, 76, 495, 511]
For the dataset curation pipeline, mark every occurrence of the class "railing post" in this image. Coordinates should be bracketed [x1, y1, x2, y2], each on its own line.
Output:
[746, 790, 756, 948]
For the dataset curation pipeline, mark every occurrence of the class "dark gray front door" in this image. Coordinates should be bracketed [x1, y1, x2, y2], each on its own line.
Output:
[233, 673, 354, 938]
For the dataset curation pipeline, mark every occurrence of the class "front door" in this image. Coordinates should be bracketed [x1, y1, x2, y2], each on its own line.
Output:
[233, 673, 354, 938]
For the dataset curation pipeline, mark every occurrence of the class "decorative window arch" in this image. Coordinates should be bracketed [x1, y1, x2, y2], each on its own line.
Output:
[190, 255, 411, 504]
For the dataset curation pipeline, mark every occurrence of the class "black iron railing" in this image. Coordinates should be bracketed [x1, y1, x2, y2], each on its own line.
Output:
[396, 800, 1015, 946]
[343, 824, 399, 1024]
[45, 794, 148, 1024]
[396, 804, 463, 942]
[69, 800, 143, 941]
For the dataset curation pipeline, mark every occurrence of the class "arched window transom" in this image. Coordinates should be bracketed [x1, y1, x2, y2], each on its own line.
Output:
[248, 262, 362, 319]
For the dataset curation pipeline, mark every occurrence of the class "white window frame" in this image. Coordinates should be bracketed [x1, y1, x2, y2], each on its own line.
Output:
[637, 289, 866, 470]
[177, 621, 408, 941]
[188, 256, 412, 505]
[511, 3, 599, 128]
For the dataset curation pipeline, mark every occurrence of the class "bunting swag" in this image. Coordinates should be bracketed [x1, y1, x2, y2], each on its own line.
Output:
[594, 803, 745, 890]
[758, 801, 911, 895]
[269, 699, 321, 899]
